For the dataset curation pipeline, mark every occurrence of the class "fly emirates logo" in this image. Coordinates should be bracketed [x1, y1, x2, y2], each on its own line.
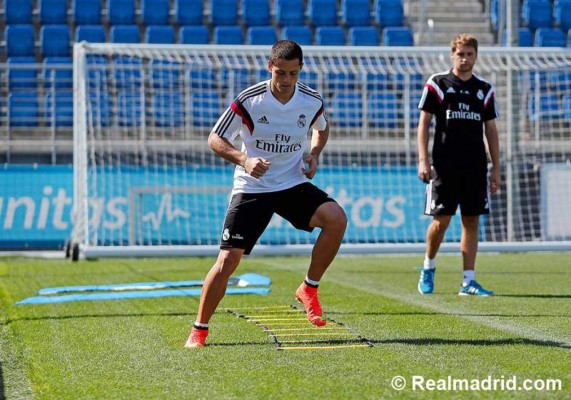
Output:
[446, 102, 481, 121]
[255, 134, 303, 153]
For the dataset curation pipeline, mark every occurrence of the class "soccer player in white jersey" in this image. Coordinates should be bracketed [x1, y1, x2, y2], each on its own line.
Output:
[417, 34, 501, 296]
[185, 40, 347, 348]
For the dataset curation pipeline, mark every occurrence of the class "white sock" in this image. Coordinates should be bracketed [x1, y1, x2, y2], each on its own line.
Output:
[462, 270, 475, 286]
[305, 276, 320, 287]
[193, 322, 209, 329]
[423, 256, 436, 270]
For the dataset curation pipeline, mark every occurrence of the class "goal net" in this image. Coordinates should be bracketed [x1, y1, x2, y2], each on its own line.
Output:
[72, 43, 571, 259]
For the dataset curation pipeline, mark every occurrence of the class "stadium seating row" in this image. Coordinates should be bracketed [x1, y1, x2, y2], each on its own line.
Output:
[3, 0, 405, 29]
[1, 89, 422, 128]
[3, 24, 415, 59]
[491, 0, 571, 34]
[501, 27, 571, 46]
[5, 89, 571, 128]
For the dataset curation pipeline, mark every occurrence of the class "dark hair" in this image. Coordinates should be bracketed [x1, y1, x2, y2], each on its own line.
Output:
[450, 33, 478, 54]
[270, 40, 303, 65]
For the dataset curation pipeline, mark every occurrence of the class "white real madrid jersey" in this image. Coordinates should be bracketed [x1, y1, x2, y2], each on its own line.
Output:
[212, 80, 327, 194]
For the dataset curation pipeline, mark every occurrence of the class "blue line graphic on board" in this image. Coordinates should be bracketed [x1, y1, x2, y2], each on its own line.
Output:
[17, 288, 271, 305]
[38, 273, 271, 295]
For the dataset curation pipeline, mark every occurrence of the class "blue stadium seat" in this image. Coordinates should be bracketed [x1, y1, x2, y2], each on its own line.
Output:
[490, 0, 500, 31]
[73, 0, 102, 25]
[145, 26, 175, 44]
[324, 56, 356, 91]
[142, 0, 171, 26]
[555, 0, 571, 32]
[549, 69, 571, 91]
[528, 93, 564, 121]
[9, 92, 39, 127]
[282, 26, 313, 45]
[360, 58, 391, 91]
[568, 29, 571, 47]
[111, 25, 141, 43]
[151, 60, 181, 89]
[275, 0, 305, 26]
[108, 0, 136, 25]
[331, 92, 363, 128]
[247, 26, 278, 45]
[341, 0, 371, 27]
[349, 27, 379, 46]
[382, 27, 413, 46]
[211, 0, 239, 26]
[45, 92, 73, 127]
[374, 0, 404, 28]
[214, 26, 244, 44]
[180, 26, 210, 44]
[315, 27, 346, 46]
[502, 28, 533, 46]
[392, 58, 424, 92]
[88, 93, 111, 127]
[41, 25, 71, 57]
[39, 0, 68, 25]
[75, 25, 106, 43]
[153, 92, 184, 127]
[299, 57, 319, 88]
[174, 0, 204, 26]
[368, 92, 400, 128]
[42, 57, 73, 89]
[522, 0, 552, 31]
[191, 92, 221, 127]
[5, 0, 34, 24]
[113, 57, 142, 89]
[242, 0, 271, 27]
[308, 0, 338, 27]
[7, 57, 38, 90]
[6, 25, 36, 57]
[220, 60, 251, 93]
[563, 93, 571, 120]
[534, 28, 566, 47]
[186, 67, 217, 89]
[117, 92, 143, 126]
[86, 55, 109, 89]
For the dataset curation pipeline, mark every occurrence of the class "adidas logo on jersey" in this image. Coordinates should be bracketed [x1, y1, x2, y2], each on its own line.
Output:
[446, 87, 456, 93]
[257, 116, 269, 124]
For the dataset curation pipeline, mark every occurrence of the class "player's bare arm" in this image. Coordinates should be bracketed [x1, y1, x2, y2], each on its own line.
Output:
[417, 110, 433, 183]
[208, 132, 270, 179]
[304, 124, 329, 179]
[484, 119, 501, 193]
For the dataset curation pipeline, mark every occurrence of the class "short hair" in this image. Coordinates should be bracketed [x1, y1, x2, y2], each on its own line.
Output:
[270, 40, 303, 65]
[450, 34, 478, 54]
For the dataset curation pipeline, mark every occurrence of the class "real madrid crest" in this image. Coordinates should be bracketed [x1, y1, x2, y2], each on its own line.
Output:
[477, 89, 484, 100]
[297, 114, 306, 128]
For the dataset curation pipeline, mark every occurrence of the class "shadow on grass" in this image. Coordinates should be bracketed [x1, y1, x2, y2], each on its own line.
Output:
[372, 337, 571, 350]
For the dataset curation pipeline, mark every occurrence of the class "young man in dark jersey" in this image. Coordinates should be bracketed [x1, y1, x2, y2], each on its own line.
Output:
[417, 33, 501, 296]
[184, 41, 347, 348]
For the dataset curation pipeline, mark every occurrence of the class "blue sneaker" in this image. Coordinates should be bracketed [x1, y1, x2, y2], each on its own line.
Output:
[458, 280, 494, 296]
[418, 268, 435, 294]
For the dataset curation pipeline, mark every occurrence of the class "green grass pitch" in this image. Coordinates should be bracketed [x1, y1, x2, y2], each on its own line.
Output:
[1, 253, 570, 399]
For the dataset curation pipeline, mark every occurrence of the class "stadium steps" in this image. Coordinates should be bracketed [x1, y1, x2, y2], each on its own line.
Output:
[406, 0, 496, 46]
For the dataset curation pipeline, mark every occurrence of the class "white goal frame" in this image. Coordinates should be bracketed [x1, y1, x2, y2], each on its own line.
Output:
[72, 42, 571, 259]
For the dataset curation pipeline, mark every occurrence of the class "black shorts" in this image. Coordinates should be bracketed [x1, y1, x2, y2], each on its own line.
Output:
[220, 182, 336, 254]
[424, 166, 490, 216]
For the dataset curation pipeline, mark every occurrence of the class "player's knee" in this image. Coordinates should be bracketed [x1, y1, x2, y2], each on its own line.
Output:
[214, 250, 241, 277]
[325, 203, 348, 233]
